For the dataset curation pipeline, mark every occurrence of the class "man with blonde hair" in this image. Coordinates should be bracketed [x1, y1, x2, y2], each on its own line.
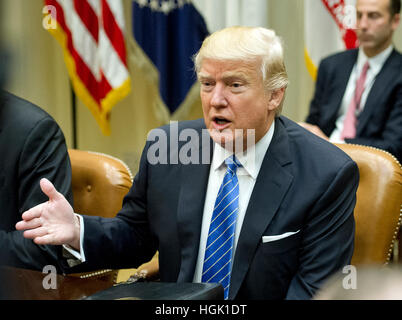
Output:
[17, 26, 358, 300]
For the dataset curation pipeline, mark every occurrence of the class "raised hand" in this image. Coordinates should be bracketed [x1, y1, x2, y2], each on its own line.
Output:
[16, 178, 81, 250]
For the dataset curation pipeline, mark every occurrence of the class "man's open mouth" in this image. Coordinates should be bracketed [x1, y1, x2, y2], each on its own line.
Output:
[214, 117, 230, 125]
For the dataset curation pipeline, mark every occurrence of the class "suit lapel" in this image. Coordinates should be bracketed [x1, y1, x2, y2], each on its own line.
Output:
[229, 118, 294, 299]
[356, 50, 399, 135]
[176, 128, 213, 282]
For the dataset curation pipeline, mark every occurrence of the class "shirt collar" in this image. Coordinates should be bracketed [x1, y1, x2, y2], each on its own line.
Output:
[357, 45, 393, 76]
[212, 121, 275, 179]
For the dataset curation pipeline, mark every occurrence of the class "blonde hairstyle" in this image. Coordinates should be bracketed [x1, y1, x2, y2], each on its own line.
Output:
[194, 26, 289, 115]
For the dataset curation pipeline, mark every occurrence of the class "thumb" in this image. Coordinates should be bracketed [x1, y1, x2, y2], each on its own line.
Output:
[40, 178, 62, 201]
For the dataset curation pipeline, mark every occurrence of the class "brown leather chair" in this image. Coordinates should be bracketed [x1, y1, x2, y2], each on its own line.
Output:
[68, 149, 159, 283]
[334, 144, 402, 266]
[68, 149, 133, 218]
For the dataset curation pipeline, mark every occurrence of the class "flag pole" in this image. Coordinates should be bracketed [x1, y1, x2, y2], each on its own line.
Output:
[70, 83, 77, 149]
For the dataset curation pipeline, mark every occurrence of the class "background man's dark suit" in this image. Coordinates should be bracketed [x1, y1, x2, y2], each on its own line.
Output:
[65, 116, 358, 299]
[306, 48, 402, 162]
[0, 90, 73, 272]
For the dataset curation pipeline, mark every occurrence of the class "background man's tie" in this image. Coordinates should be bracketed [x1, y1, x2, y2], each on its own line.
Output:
[202, 155, 241, 300]
[341, 61, 370, 139]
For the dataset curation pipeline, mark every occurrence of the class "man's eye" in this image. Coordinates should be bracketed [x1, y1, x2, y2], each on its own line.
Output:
[201, 81, 214, 91]
[368, 13, 380, 19]
[230, 82, 245, 91]
[201, 80, 212, 86]
[230, 82, 245, 89]
[201, 82, 209, 88]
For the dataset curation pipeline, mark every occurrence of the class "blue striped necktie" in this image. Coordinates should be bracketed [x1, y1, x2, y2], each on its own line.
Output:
[202, 155, 241, 300]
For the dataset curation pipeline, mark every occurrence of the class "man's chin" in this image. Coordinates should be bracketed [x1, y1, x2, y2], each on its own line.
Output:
[360, 42, 373, 48]
[359, 40, 377, 50]
[208, 128, 248, 152]
[209, 130, 235, 149]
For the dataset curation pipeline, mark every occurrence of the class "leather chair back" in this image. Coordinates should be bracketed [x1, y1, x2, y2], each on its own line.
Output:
[335, 144, 402, 265]
[68, 149, 133, 218]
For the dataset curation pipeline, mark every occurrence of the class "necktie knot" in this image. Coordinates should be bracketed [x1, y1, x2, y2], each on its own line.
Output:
[362, 61, 370, 74]
[225, 156, 241, 176]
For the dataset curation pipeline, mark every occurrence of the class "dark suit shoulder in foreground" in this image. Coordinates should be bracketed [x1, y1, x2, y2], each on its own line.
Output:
[0, 91, 73, 272]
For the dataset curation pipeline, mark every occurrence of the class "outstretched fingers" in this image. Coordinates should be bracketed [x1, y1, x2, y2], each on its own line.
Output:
[33, 233, 56, 245]
[19, 217, 43, 231]
[16, 204, 44, 231]
[23, 226, 48, 241]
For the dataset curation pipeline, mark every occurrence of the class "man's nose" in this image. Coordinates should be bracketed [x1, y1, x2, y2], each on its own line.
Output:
[210, 84, 228, 108]
[357, 14, 369, 30]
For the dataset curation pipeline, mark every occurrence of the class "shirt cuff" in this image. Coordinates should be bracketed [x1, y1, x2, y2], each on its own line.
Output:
[62, 214, 86, 267]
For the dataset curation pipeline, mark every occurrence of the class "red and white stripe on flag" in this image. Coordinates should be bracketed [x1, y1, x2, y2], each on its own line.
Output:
[45, 0, 130, 135]
[304, 0, 358, 80]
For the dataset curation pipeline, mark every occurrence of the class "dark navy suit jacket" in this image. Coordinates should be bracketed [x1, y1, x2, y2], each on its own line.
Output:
[65, 117, 358, 300]
[0, 91, 73, 272]
[306, 48, 402, 162]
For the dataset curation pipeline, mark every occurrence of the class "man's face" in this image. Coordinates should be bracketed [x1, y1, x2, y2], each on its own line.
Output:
[199, 58, 281, 151]
[356, 0, 400, 57]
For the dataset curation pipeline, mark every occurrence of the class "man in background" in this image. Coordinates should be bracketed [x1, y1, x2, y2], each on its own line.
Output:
[300, 0, 401, 162]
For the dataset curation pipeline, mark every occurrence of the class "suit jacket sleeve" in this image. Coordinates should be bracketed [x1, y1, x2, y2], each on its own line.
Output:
[285, 158, 358, 299]
[60, 140, 158, 274]
[0, 116, 73, 272]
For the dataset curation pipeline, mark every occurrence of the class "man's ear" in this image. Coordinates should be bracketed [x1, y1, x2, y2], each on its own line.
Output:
[391, 13, 400, 31]
[267, 87, 285, 111]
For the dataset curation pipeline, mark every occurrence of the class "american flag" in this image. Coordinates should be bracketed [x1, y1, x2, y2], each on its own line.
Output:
[45, 0, 131, 135]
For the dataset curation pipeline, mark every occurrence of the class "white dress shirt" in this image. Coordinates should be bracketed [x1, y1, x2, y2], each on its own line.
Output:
[192, 122, 275, 282]
[329, 45, 393, 143]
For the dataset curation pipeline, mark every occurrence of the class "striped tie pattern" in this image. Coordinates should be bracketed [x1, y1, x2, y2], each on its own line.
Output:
[202, 156, 241, 300]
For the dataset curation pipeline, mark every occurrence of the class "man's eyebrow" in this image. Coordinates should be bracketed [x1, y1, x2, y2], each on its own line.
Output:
[198, 71, 250, 81]
[198, 72, 212, 80]
[356, 9, 382, 15]
[222, 73, 249, 81]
